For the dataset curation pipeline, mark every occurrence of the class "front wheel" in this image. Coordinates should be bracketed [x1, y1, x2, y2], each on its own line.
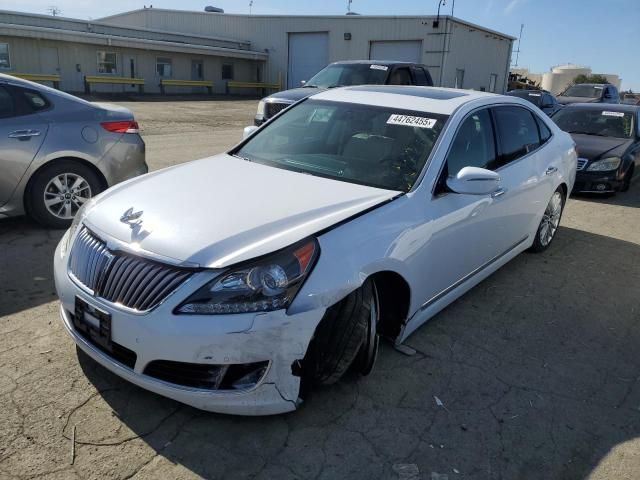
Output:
[529, 187, 565, 253]
[302, 279, 379, 387]
[27, 160, 103, 229]
[620, 165, 634, 192]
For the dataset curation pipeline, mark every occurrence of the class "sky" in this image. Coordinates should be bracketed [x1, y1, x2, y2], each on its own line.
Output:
[5, 0, 640, 90]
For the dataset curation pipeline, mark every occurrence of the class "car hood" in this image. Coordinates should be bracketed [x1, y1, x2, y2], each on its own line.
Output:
[571, 134, 632, 160]
[557, 96, 600, 105]
[265, 87, 324, 103]
[83, 154, 399, 268]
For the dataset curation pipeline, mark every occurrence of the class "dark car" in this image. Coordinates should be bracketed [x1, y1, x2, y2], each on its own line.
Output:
[622, 95, 640, 106]
[551, 104, 639, 193]
[254, 60, 433, 125]
[506, 89, 562, 116]
[557, 83, 620, 105]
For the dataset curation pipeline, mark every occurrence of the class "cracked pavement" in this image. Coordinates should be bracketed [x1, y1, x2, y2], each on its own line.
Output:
[1, 100, 639, 479]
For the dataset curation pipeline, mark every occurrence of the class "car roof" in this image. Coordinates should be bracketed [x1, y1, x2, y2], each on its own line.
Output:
[311, 85, 501, 115]
[330, 60, 420, 66]
[558, 103, 640, 113]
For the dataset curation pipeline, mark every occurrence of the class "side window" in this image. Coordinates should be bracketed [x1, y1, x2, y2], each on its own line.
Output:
[535, 114, 552, 144]
[0, 86, 15, 118]
[412, 67, 428, 86]
[492, 106, 541, 166]
[20, 88, 50, 112]
[445, 109, 497, 178]
[388, 67, 412, 85]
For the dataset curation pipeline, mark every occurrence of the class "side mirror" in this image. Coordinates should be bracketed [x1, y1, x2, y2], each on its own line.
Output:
[243, 125, 259, 139]
[446, 166, 501, 195]
[300, 80, 306, 86]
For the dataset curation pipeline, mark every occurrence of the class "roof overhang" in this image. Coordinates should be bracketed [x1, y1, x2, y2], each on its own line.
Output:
[0, 23, 267, 60]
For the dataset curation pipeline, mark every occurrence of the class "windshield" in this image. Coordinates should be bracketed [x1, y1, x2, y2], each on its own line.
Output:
[235, 100, 448, 191]
[508, 91, 542, 106]
[305, 64, 389, 88]
[562, 85, 604, 98]
[552, 108, 635, 139]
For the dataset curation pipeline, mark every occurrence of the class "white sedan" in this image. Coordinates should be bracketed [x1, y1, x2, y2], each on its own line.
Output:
[54, 86, 576, 415]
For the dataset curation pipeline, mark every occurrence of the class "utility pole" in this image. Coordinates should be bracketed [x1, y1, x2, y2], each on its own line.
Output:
[47, 5, 62, 16]
[249, 1, 253, 15]
[347, 0, 352, 14]
[513, 23, 524, 67]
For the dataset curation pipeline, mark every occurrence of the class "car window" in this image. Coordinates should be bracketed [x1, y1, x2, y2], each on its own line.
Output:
[535, 115, 552, 143]
[20, 89, 50, 111]
[492, 106, 541, 166]
[236, 99, 448, 192]
[305, 64, 388, 88]
[552, 108, 634, 139]
[388, 68, 412, 85]
[412, 67, 428, 86]
[0, 86, 15, 118]
[445, 109, 497, 177]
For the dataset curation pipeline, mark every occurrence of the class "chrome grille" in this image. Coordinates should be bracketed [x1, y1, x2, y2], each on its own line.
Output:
[69, 228, 192, 311]
[576, 158, 588, 171]
[265, 101, 290, 119]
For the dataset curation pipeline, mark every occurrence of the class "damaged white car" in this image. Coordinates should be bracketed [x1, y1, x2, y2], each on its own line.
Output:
[54, 86, 576, 415]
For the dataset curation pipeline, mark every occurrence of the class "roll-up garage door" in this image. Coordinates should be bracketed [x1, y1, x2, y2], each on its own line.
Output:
[369, 41, 422, 63]
[287, 32, 329, 88]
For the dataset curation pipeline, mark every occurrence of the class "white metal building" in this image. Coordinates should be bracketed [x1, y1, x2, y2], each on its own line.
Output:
[0, 8, 515, 94]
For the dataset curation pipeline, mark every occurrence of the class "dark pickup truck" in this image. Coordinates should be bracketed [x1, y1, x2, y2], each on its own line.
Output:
[254, 60, 433, 126]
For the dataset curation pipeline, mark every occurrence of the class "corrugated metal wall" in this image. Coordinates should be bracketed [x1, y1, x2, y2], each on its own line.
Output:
[102, 9, 514, 93]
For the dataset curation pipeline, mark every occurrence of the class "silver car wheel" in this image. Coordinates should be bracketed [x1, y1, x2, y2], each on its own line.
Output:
[539, 191, 563, 247]
[43, 173, 92, 220]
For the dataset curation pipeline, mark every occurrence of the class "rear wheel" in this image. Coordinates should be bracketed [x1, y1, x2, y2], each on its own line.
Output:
[529, 188, 565, 253]
[303, 279, 379, 386]
[27, 160, 103, 229]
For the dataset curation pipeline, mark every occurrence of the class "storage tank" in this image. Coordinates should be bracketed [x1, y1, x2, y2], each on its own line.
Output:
[542, 64, 591, 95]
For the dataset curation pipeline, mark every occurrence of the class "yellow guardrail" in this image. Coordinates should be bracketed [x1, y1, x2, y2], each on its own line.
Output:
[10, 73, 60, 88]
[84, 76, 145, 94]
[160, 79, 214, 94]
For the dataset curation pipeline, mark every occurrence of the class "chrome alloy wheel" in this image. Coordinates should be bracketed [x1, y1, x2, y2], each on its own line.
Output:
[539, 191, 563, 247]
[43, 173, 92, 220]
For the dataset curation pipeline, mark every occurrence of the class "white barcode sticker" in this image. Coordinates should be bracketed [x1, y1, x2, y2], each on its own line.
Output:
[370, 64, 389, 71]
[387, 114, 437, 129]
[602, 111, 624, 117]
[528, 93, 541, 97]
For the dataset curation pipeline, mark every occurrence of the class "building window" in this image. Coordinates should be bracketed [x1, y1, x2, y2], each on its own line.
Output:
[0, 43, 11, 69]
[455, 69, 465, 89]
[222, 64, 234, 80]
[97, 51, 118, 74]
[156, 57, 173, 77]
[489, 74, 498, 93]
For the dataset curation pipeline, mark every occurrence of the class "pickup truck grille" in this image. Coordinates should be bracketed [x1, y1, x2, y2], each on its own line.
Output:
[69, 227, 192, 311]
[265, 101, 291, 119]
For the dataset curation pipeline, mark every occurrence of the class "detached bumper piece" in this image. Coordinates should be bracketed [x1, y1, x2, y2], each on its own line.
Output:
[144, 360, 270, 391]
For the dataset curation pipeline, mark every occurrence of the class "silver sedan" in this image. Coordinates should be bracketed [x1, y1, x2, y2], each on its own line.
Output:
[0, 74, 147, 228]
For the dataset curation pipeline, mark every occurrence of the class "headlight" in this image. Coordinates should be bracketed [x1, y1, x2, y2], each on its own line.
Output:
[176, 239, 319, 315]
[587, 157, 621, 172]
[62, 198, 96, 255]
[256, 100, 265, 116]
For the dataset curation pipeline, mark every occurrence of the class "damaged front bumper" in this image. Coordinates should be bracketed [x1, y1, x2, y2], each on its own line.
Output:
[54, 236, 325, 416]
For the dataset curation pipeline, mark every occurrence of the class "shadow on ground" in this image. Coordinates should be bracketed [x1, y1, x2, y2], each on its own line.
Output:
[68, 225, 640, 479]
[0, 216, 64, 317]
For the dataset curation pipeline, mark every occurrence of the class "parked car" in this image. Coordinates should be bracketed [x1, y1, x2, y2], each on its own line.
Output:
[55, 86, 576, 415]
[552, 104, 639, 193]
[621, 95, 640, 106]
[0, 74, 147, 228]
[506, 89, 562, 116]
[254, 60, 433, 125]
[557, 83, 620, 105]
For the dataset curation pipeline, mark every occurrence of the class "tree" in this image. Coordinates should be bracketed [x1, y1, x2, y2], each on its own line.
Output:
[572, 74, 609, 85]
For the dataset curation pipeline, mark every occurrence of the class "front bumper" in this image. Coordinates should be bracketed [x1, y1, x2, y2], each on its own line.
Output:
[573, 170, 623, 193]
[54, 234, 325, 416]
[254, 114, 266, 126]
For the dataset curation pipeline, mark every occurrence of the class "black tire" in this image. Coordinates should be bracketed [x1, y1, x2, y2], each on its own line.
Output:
[26, 160, 103, 229]
[529, 187, 565, 253]
[620, 165, 634, 192]
[303, 279, 376, 386]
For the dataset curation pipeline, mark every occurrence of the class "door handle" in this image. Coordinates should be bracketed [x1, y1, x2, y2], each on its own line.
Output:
[491, 188, 507, 198]
[8, 129, 41, 139]
[545, 166, 558, 176]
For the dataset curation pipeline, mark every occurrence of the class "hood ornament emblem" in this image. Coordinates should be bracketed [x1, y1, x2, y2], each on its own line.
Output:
[120, 207, 144, 227]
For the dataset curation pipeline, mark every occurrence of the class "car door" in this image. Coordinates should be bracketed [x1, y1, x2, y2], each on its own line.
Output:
[405, 107, 540, 328]
[0, 85, 49, 206]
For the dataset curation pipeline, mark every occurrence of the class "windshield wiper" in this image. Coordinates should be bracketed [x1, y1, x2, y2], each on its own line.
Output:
[232, 153, 252, 162]
[568, 131, 607, 136]
[302, 84, 319, 88]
